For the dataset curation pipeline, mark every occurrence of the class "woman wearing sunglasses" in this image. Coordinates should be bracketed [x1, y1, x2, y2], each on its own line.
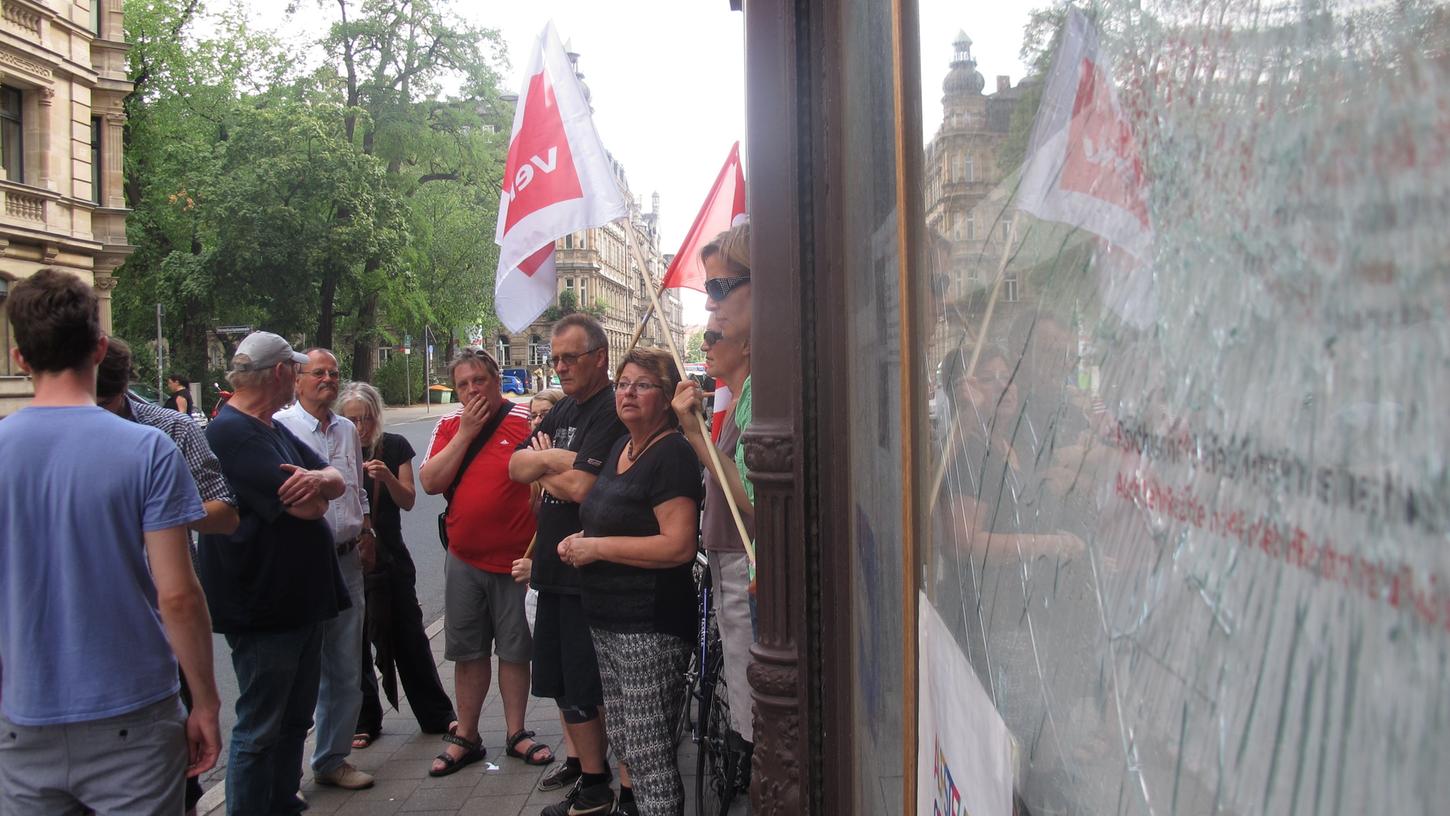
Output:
[556, 347, 702, 816]
[338, 382, 458, 747]
[672, 306, 757, 755]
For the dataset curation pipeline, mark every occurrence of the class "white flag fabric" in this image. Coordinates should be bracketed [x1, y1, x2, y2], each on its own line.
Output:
[1015, 9, 1153, 259]
[494, 21, 628, 333]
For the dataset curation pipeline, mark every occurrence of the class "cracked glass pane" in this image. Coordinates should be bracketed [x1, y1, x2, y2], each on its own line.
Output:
[915, 1, 1450, 814]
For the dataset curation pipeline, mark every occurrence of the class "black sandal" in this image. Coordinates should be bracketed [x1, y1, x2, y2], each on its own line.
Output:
[505, 729, 555, 766]
[428, 732, 486, 777]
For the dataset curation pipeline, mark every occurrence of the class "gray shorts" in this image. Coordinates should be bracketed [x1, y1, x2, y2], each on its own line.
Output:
[0, 694, 186, 816]
[444, 551, 533, 663]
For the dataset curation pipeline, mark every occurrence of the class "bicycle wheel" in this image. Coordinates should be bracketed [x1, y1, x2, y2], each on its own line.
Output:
[695, 654, 750, 815]
[672, 645, 699, 749]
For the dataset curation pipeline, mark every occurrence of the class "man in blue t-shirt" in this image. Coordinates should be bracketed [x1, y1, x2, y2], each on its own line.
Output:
[199, 330, 349, 816]
[0, 269, 217, 815]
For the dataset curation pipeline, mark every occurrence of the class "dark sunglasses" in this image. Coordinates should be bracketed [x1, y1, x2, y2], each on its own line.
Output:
[702, 330, 724, 345]
[704, 275, 750, 302]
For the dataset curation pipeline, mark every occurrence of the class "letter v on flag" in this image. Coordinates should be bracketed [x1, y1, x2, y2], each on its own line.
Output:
[661, 142, 747, 291]
[1015, 9, 1152, 259]
[494, 21, 627, 333]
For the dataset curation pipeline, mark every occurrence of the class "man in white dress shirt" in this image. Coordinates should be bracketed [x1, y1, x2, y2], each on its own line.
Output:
[275, 348, 377, 791]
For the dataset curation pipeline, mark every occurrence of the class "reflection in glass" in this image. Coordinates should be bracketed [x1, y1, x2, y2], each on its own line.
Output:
[916, 2, 1450, 814]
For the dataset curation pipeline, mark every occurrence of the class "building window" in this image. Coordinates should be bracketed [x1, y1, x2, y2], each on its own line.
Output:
[964, 152, 975, 183]
[966, 212, 976, 241]
[1001, 221, 1010, 240]
[0, 276, 13, 375]
[497, 334, 510, 365]
[1, 86, 23, 183]
[1003, 267, 1019, 302]
[91, 118, 103, 204]
[91, 0, 102, 34]
[529, 334, 547, 366]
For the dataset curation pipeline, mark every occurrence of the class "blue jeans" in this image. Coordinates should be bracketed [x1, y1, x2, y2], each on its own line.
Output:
[312, 550, 365, 774]
[225, 623, 324, 816]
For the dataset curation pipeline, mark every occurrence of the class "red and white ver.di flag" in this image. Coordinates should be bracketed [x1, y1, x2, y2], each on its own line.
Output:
[494, 22, 628, 333]
[661, 142, 747, 292]
[1015, 9, 1156, 326]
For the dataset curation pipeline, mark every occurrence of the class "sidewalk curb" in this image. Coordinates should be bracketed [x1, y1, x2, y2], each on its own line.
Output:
[198, 615, 447, 816]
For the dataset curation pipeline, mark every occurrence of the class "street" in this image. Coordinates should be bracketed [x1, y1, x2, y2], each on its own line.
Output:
[199, 404, 455, 794]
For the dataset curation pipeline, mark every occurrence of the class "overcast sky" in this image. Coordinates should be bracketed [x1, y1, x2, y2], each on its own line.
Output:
[256, 1, 1035, 326]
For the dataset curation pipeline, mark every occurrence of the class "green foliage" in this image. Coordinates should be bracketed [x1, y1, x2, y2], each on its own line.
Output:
[683, 328, 707, 363]
[543, 288, 578, 321]
[372, 351, 425, 405]
[115, 0, 510, 380]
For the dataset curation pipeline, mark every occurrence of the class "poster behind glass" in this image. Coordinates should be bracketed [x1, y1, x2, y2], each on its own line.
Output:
[916, 2, 1450, 814]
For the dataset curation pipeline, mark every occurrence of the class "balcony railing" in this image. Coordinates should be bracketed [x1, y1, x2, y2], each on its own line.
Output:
[1, 1, 41, 39]
[2, 185, 44, 223]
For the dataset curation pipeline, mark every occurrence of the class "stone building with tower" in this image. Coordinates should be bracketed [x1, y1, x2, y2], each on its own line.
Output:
[924, 31, 1034, 356]
[493, 45, 685, 379]
[0, 0, 133, 414]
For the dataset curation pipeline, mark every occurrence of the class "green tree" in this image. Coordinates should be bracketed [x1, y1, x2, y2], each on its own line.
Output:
[310, 0, 511, 382]
[118, 0, 298, 373]
[683, 327, 707, 363]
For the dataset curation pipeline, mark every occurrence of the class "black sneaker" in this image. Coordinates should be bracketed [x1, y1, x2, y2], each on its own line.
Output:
[538, 758, 582, 792]
[612, 799, 639, 816]
[540, 779, 615, 816]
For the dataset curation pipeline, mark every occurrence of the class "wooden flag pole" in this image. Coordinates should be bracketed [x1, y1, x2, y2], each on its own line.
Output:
[626, 299, 657, 353]
[618, 214, 755, 566]
[927, 211, 1021, 511]
[642, 276, 756, 567]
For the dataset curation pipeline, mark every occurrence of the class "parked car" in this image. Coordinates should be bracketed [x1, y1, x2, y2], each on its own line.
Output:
[501, 373, 527, 395]
[501, 366, 529, 394]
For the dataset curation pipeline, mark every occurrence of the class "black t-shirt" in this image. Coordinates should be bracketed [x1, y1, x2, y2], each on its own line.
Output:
[578, 432, 703, 639]
[366, 432, 415, 570]
[366, 432, 414, 537]
[199, 405, 350, 634]
[521, 386, 628, 594]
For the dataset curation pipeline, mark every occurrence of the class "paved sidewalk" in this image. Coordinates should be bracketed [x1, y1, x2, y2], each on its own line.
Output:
[201, 616, 719, 816]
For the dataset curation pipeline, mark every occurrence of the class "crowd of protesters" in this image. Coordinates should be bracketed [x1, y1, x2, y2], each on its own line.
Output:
[0, 220, 756, 816]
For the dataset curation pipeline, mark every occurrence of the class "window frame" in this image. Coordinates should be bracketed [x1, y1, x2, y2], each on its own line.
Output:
[0, 85, 24, 184]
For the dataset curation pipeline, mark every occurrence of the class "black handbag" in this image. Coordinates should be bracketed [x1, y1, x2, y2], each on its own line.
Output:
[437, 403, 511, 549]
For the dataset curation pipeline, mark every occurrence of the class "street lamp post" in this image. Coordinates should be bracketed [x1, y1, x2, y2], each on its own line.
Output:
[155, 303, 164, 400]
[403, 333, 412, 407]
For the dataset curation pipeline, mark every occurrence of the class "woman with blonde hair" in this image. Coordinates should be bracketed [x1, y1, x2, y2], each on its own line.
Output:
[557, 347, 703, 815]
[339, 381, 457, 746]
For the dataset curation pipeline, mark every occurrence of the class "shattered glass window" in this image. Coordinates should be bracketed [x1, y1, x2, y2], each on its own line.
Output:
[914, 1, 1450, 814]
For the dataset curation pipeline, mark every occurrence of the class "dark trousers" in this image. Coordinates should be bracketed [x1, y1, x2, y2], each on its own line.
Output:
[356, 542, 456, 735]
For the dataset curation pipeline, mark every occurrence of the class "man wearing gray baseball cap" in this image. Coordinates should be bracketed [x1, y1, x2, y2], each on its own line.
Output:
[198, 331, 353, 815]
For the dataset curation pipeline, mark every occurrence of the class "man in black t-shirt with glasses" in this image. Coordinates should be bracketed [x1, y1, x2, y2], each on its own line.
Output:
[510, 314, 628, 816]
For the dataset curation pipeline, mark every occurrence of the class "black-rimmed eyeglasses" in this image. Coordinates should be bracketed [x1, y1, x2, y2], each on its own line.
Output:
[704, 275, 750, 302]
[548, 345, 603, 368]
[702, 330, 724, 345]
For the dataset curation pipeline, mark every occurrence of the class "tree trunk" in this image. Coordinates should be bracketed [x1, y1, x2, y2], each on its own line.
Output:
[350, 284, 380, 382]
[317, 266, 339, 350]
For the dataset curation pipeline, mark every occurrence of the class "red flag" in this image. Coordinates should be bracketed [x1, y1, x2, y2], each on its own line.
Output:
[1015, 9, 1152, 258]
[661, 143, 747, 291]
[494, 22, 627, 333]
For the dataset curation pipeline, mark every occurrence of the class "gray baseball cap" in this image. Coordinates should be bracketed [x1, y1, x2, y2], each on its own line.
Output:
[230, 331, 309, 372]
